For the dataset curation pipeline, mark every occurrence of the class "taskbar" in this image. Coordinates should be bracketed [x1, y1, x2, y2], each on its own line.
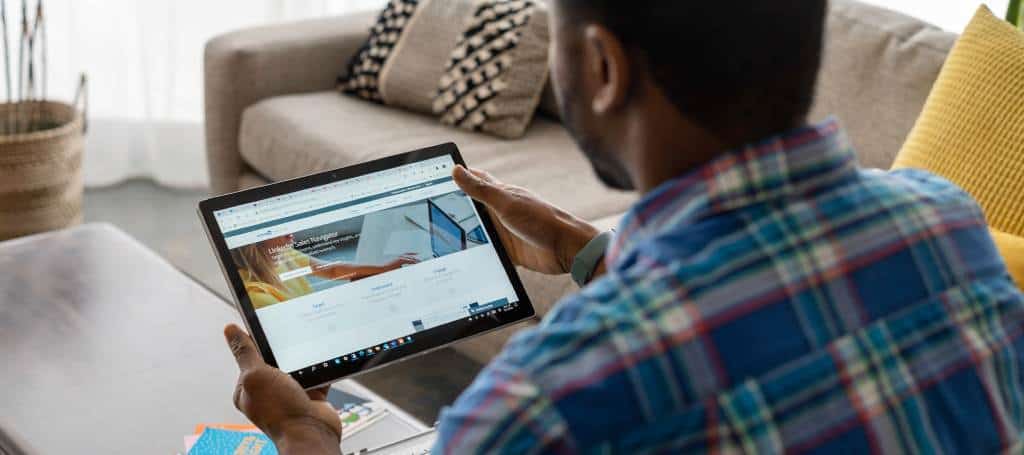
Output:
[294, 335, 415, 378]
[288, 299, 524, 383]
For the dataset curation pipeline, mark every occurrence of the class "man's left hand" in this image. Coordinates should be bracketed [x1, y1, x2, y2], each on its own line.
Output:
[224, 324, 342, 454]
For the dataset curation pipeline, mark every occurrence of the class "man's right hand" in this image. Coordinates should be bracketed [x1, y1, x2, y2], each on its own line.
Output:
[454, 166, 600, 276]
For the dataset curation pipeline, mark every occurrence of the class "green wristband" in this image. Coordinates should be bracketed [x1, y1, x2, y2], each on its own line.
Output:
[571, 230, 614, 287]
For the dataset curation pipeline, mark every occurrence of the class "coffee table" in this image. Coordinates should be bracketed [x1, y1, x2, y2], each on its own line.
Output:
[0, 224, 427, 454]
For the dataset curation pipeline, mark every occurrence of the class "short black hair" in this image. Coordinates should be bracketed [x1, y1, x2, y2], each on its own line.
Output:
[558, 0, 827, 141]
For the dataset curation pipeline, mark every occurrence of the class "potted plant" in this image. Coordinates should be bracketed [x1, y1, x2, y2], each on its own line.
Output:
[0, 0, 87, 240]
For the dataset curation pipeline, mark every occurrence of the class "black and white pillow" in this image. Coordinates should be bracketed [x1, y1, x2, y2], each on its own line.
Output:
[339, 0, 420, 102]
[433, 0, 549, 139]
[338, 0, 549, 140]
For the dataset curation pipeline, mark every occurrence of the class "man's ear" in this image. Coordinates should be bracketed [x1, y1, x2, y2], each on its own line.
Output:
[583, 24, 631, 115]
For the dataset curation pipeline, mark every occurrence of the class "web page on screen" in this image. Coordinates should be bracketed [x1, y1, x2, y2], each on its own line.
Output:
[214, 156, 520, 372]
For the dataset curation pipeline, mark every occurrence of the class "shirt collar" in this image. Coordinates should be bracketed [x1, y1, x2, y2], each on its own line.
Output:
[608, 117, 857, 265]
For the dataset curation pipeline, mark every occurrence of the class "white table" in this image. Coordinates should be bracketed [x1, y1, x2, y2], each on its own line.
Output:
[0, 224, 426, 454]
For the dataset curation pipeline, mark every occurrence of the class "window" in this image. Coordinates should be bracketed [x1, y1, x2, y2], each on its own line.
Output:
[862, 0, 1010, 32]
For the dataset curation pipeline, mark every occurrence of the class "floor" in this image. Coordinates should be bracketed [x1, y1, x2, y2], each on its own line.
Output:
[83, 180, 483, 424]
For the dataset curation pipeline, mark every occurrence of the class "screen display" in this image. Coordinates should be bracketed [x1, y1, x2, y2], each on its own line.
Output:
[211, 155, 523, 375]
[429, 200, 465, 258]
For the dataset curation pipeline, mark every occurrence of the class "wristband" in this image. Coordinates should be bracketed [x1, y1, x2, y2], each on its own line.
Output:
[570, 230, 614, 287]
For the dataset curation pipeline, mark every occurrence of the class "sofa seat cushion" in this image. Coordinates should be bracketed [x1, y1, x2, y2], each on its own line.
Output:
[239, 91, 636, 222]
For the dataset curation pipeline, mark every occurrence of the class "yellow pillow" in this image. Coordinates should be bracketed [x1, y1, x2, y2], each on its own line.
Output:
[892, 6, 1024, 287]
[991, 229, 1024, 288]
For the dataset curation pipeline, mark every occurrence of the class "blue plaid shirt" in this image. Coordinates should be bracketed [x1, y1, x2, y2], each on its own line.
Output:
[434, 119, 1024, 453]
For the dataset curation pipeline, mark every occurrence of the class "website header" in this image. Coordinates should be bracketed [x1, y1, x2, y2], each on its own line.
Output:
[222, 179, 459, 249]
[214, 156, 456, 234]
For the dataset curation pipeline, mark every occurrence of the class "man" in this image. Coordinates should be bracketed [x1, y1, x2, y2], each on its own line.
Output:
[222, 0, 1024, 453]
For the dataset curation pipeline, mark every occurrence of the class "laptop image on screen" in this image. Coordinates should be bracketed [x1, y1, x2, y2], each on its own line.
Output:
[428, 200, 467, 258]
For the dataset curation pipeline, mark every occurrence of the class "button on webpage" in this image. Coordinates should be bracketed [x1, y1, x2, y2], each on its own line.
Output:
[279, 266, 313, 281]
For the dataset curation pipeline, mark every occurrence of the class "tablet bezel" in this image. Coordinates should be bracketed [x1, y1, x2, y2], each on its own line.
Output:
[198, 143, 536, 389]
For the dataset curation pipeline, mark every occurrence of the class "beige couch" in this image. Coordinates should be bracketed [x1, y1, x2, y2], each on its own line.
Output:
[204, 0, 957, 364]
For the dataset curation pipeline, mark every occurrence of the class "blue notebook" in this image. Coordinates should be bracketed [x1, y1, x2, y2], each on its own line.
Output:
[188, 428, 278, 455]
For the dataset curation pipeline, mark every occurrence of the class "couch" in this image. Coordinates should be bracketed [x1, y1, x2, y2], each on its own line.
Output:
[204, 0, 957, 364]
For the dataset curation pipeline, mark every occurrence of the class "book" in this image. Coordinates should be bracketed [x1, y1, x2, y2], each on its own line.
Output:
[187, 428, 277, 455]
[329, 388, 390, 439]
[183, 386, 390, 453]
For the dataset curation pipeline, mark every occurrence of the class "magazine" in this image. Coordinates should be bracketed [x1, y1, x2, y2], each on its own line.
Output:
[184, 387, 390, 454]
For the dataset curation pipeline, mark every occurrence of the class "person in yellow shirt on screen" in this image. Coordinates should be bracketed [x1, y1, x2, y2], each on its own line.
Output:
[231, 234, 419, 309]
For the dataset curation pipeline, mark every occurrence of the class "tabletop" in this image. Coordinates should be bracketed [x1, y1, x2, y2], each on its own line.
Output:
[0, 224, 246, 453]
[0, 224, 425, 454]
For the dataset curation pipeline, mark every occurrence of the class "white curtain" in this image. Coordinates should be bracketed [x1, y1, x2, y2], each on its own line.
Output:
[864, 0, 1010, 32]
[35, 0, 385, 189]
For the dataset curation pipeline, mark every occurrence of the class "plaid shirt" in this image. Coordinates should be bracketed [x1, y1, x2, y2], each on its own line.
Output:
[434, 119, 1024, 454]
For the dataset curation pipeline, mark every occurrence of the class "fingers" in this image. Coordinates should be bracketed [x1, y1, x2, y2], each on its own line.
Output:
[454, 165, 499, 184]
[224, 324, 262, 372]
[454, 165, 503, 208]
[466, 166, 498, 184]
[307, 386, 331, 402]
[233, 380, 245, 411]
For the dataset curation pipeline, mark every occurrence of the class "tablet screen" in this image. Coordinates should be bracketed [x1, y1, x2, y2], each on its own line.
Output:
[206, 151, 530, 382]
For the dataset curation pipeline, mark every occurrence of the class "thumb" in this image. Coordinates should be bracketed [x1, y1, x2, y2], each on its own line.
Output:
[454, 165, 502, 208]
[224, 324, 262, 372]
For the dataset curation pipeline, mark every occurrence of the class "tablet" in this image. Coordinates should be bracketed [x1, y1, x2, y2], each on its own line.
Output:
[198, 143, 535, 389]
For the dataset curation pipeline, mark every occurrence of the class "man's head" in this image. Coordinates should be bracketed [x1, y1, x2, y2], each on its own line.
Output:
[548, 0, 828, 191]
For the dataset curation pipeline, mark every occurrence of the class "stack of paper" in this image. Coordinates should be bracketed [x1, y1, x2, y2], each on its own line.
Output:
[184, 389, 390, 454]
[337, 399, 390, 438]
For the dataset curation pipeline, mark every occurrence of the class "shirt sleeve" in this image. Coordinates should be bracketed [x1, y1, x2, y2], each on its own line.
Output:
[432, 356, 577, 454]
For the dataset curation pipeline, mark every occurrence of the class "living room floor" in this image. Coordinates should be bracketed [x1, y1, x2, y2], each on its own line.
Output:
[83, 181, 483, 424]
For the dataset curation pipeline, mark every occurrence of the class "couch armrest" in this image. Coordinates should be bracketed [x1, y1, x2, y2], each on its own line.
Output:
[204, 12, 376, 195]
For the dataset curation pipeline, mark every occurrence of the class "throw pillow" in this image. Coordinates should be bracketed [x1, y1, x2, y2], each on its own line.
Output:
[892, 6, 1024, 287]
[992, 229, 1024, 289]
[339, 0, 550, 139]
[340, 0, 420, 103]
[432, 0, 550, 139]
[340, 0, 478, 113]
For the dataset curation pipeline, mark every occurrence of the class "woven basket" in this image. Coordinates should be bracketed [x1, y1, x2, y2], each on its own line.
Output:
[0, 100, 86, 240]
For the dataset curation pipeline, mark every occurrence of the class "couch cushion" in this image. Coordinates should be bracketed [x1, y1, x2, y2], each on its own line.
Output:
[893, 6, 1024, 238]
[891, 6, 1024, 287]
[516, 0, 958, 170]
[809, 0, 957, 169]
[434, 0, 550, 139]
[239, 91, 636, 222]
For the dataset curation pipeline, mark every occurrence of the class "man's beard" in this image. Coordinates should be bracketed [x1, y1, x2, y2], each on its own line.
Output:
[583, 149, 635, 191]
[557, 85, 636, 191]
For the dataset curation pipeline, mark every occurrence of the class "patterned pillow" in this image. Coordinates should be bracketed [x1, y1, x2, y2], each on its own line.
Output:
[433, 0, 549, 139]
[338, 0, 549, 139]
[340, 0, 420, 103]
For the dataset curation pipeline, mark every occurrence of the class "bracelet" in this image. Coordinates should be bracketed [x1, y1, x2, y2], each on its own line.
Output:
[570, 230, 614, 287]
